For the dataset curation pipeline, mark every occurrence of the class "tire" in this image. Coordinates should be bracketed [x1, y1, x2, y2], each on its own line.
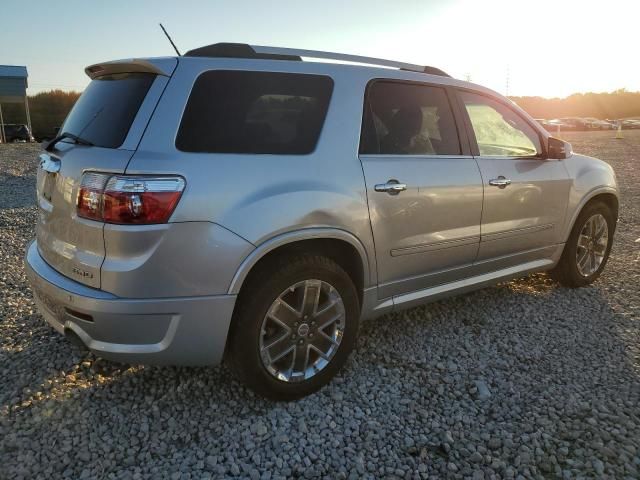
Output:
[551, 201, 615, 287]
[226, 254, 360, 400]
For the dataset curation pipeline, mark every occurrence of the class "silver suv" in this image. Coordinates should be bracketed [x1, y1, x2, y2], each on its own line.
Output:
[25, 43, 618, 399]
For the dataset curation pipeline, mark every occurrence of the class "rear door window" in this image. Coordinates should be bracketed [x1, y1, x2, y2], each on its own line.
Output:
[176, 71, 334, 154]
[360, 81, 461, 155]
[61, 72, 155, 148]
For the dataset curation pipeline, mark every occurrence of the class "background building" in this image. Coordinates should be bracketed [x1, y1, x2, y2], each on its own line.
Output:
[0, 65, 30, 143]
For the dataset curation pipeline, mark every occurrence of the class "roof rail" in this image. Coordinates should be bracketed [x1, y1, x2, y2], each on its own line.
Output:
[184, 43, 451, 77]
[185, 43, 301, 61]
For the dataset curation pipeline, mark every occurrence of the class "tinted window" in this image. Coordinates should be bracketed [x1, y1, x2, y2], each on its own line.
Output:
[460, 91, 542, 157]
[61, 73, 155, 148]
[176, 71, 333, 154]
[360, 81, 460, 155]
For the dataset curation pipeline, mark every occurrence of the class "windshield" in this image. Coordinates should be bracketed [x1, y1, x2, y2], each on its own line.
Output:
[61, 72, 155, 148]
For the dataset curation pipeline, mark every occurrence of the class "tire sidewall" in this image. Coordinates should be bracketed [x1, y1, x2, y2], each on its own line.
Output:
[229, 257, 360, 400]
[563, 202, 615, 286]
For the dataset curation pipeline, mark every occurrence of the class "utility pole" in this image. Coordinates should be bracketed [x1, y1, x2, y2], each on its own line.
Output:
[0, 103, 5, 143]
[505, 64, 510, 97]
[24, 77, 32, 135]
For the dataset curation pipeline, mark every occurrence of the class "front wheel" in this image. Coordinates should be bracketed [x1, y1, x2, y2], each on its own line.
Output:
[551, 201, 615, 287]
[227, 254, 360, 400]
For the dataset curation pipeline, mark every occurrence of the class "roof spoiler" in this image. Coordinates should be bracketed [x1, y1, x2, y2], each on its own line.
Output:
[84, 59, 174, 79]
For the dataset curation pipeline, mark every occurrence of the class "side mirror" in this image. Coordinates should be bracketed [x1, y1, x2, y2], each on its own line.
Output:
[547, 137, 572, 159]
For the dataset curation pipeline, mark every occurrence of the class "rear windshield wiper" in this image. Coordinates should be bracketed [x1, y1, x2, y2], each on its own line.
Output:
[45, 132, 94, 152]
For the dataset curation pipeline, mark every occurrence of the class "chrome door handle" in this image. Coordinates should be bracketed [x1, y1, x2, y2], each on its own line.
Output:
[489, 176, 511, 188]
[374, 180, 407, 195]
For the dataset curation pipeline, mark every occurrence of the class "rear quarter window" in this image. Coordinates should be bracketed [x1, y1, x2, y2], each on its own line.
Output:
[176, 71, 334, 154]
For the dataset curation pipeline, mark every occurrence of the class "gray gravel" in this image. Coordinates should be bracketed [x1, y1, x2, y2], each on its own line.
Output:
[1, 132, 640, 479]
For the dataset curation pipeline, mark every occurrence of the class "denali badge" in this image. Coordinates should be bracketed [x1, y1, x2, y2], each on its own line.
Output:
[72, 267, 94, 279]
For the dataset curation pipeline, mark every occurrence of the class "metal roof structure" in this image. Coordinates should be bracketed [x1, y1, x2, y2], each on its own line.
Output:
[0, 65, 28, 103]
[0, 65, 28, 77]
[0, 65, 31, 143]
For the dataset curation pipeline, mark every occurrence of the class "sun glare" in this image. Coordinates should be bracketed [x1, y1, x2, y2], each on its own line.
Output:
[363, 0, 640, 98]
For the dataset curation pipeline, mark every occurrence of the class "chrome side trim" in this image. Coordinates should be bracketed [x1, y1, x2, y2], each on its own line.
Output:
[472, 243, 563, 268]
[482, 223, 554, 242]
[390, 235, 480, 257]
[391, 259, 554, 311]
[359, 154, 475, 160]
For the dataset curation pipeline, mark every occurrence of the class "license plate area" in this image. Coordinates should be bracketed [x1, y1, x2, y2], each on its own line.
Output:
[33, 286, 65, 325]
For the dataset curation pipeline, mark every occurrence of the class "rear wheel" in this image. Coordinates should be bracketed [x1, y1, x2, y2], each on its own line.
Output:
[551, 201, 615, 287]
[227, 254, 360, 400]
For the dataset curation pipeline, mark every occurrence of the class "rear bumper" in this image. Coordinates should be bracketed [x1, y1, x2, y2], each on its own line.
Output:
[24, 240, 236, 366]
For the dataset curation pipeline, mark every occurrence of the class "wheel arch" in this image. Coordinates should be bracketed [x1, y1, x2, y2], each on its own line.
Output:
[227, 228, 373, 305]
[564, 187, 619, 242]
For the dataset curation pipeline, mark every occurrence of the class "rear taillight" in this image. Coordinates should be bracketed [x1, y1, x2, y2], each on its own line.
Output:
[77, 173, 185, 224]
[78, 172, 109, 221]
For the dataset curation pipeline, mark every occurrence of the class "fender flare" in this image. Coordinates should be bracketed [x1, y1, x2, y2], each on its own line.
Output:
[227, 228, 372, 295]
[563, 186, 619, 242]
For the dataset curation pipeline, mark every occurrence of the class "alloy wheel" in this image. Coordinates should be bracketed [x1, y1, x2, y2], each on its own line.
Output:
[576, 213, 608, 277]
[259, 279, 346, 382]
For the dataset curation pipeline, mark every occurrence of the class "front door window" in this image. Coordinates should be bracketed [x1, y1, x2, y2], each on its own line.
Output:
[460, 91, 542, 157]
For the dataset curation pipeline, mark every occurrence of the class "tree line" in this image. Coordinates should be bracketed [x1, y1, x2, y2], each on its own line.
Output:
[1, 88, 640, 140]
[1, 90, 80, 139]
[509, 89, 640, 120]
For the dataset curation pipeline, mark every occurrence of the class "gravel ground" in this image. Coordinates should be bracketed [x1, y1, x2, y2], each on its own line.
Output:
[1, 131, 639, 479]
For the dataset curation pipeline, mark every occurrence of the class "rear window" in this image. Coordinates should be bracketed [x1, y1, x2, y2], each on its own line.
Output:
[61, 72, 155, 148]
[176, 71, 334, 154]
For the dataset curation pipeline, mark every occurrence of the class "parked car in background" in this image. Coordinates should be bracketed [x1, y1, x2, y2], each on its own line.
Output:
[559, 117, 592, 131]
[1, 124, 35, 143]
[534, 118, 554, 131]
[621, 119, 640, 129]
[584, 118, 615, 130]
[545, 119, 574, 132]
[25, 43, 619, 399]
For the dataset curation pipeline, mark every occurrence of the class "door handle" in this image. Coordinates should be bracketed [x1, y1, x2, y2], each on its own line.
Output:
[374, 180, 407, 195]
[489, 176, 511, 188]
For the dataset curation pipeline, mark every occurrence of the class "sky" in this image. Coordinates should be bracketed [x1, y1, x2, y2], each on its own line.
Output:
[2, 0, 639, 98]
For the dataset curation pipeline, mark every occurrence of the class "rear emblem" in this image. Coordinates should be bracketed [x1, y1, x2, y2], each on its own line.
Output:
[72, 267, 94, 279]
